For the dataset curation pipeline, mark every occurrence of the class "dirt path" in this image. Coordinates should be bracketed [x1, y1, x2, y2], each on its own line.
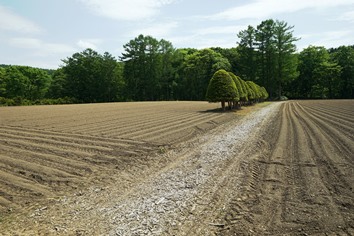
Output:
[1, 100, 354, 235]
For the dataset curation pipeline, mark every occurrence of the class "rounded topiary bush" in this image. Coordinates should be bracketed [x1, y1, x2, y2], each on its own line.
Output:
[228, 72, 240, 101]
[260, 86, 269, 100]
[246, 81, 262, 101]
[235, 76, 246, 101]
[239, 78, 249, 102]
[245, 82, 255, 102]
[206, 69, 237, 110]
[228, 72, 242, 108]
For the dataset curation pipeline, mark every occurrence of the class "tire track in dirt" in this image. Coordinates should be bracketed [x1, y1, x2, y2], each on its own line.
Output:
[3, 100, 352, 235]
[109, 103, 281, 236]
[0, 102, 278, 235]
[218, 100, 354, 235]
[293, 103, 354, 224]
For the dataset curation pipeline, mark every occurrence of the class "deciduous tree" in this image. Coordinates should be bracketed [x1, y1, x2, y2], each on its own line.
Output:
[62, 48, 122, 102]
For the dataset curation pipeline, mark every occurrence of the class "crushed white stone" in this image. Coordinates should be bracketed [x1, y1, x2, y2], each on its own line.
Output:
[106, 102, 282, 236]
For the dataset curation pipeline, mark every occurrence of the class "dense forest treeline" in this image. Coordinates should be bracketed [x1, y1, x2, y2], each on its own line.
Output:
[1, 19, 353, 106]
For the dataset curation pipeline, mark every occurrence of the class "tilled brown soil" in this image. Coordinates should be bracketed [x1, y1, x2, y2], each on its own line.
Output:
[1, 100, 353, 235]
[216, 100, 354, 235]
[0, 101, 233, 216]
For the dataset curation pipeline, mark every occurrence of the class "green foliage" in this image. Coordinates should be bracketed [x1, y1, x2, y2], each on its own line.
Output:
[211, 47, 240, 75]
[0, 97, 14, 106]
[239, 78, 249, 101]
[0, 66, 50, 100]
[1, 23, 353, 105]
[206, 69, 237, 103]
[121, 34, 175, 101]
[204, 69, 269, 110]
[286, 45, 354, 99]
[0, 68, 6, 97]
[273, 20, 299, 97]
[260, 87, 269, 100]
[295, 46, 334, 98]
[237, 19, 299, 98]
[47, 68, 67, 99]
[237, 25, 257, 81]
[0, 96, 75, 106]
[313, 61, 342, 98]
[182, 48, 231, 100]
[236, 76, 247, 100]
[61, 49, 123, 103]
[228, 72, 240, 101]
[246, 81, 262, 100]
[17, 66, 51, 100]
[330, 46, 354, 98]
[244, 81, 255, 100]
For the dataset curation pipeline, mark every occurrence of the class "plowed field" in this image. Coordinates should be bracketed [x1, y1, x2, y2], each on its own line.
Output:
[0, 102, 233, 216]
[216, 100, 354, 235]
[1, 100, 353, 235]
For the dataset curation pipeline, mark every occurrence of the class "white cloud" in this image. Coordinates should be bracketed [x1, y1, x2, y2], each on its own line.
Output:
[9, 37, 76, 55]
[338, 10, 354, 23]
[169, 33, 236, 50]
[210, 0, 354, 21]
[312, 30, 354, 48]
[0, 5, 42, 33]
[167, 24, 247, 49]
[4, 37, 77, 68]
[10, 37, 42, 48]
[129, 21, 178, 38]
[77, 39, 102, 50]
[196, 25, 246, 36]
[297, 30, 354, 50]
[79, 0, 177, 21]
[195, 37, 236, 50]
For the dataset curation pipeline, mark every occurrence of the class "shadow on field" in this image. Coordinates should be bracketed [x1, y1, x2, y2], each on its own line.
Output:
[199, 107, 243, 113]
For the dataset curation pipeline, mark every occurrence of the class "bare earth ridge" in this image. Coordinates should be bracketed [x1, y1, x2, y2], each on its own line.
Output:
[0, 100, 353, 235]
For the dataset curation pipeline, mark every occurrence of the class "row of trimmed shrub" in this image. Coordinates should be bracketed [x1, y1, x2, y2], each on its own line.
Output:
[206, 69, 269, 110]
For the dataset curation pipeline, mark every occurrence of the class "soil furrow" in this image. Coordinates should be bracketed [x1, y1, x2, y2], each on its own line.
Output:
[0, 126, 150, 151]
[218, 100, 354, 235]
[296, 103, 354, 164]
[72, 111, 194, 135]
[0, 144, 92, 175]
[299, 105, 354, 139]
[1, 100, 353, 235]
[131, 113, 224, 141]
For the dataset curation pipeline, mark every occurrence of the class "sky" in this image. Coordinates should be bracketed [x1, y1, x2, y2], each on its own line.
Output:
[1, 0, 354, 69]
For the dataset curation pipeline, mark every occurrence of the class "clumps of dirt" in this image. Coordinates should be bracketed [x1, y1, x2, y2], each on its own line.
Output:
[1, 102, 280, 235]
[3, 100, 353, 236]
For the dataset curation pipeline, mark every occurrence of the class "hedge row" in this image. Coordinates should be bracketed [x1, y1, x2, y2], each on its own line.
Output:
[206, 69, 269, 110]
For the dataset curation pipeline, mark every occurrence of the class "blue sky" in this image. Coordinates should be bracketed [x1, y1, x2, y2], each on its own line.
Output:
[1, 0, 354, 69]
